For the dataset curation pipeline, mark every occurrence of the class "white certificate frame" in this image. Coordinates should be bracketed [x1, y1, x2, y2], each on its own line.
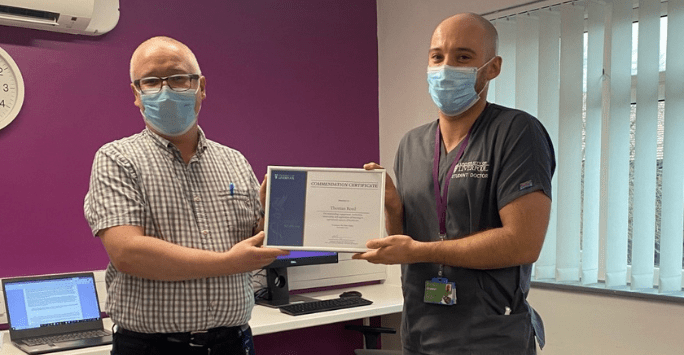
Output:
[263, 166, 386, 253]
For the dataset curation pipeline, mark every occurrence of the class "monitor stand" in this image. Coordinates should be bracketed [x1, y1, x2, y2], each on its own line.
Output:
[256, 267, 319, 308]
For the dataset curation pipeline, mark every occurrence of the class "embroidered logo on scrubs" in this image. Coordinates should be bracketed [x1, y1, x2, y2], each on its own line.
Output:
[520, 180, 534, 190]
[450, 161, 489, 179]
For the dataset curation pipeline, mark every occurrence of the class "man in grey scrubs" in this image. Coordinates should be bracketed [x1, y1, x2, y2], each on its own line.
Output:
[354, 13, 555, 355]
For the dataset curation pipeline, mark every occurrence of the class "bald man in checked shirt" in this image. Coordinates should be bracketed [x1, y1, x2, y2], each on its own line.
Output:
[84, 36, 288, 355]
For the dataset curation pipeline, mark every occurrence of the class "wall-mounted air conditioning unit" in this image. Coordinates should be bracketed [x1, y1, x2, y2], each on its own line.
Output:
[0, 0, 119, 36]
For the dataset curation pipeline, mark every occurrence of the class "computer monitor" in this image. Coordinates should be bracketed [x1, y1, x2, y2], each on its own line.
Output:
[256, 251, 338, 307]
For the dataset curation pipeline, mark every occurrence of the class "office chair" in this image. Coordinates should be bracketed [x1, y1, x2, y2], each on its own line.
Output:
[345, 325, 402, 355]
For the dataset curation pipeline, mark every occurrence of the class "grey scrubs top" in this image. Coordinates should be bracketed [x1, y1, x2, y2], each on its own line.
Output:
[394, 103, 555, 355]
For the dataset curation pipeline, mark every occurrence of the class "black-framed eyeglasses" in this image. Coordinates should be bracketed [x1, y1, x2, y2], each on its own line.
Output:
[133, 74, 200, 94]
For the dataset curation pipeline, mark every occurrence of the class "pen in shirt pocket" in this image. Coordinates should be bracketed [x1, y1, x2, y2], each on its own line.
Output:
[229, 182, 235, 196]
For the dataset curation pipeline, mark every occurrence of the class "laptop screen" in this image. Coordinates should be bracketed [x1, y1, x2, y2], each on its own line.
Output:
[3, 274, 102, 331]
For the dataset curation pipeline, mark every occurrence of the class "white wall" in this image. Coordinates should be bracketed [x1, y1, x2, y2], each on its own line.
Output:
[528, 288, 684, 355]
[376, 0, 684, 353]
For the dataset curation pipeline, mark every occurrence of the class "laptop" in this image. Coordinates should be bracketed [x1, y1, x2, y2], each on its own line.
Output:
[1, 272, 112, 354]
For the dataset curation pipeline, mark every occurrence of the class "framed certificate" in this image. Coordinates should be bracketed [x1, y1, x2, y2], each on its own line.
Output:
[263, 166, 386, 253]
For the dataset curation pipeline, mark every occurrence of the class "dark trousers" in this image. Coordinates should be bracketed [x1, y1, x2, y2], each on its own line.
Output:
[111, 325, 255, 355]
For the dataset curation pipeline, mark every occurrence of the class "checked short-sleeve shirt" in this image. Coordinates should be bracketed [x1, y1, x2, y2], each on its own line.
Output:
[84, 127, 261, 333]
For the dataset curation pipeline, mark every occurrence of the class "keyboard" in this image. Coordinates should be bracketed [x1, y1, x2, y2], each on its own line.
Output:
[23, 330, 110, 346]
[279, 297, 373, 316]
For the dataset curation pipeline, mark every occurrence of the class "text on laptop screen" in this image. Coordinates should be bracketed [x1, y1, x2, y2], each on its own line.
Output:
[4, 276, 101, 331]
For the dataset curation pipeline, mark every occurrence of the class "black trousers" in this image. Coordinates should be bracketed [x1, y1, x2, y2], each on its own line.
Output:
[111, 326, 255, 355]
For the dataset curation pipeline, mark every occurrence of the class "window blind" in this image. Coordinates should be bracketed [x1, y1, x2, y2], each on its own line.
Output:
[489, 0, 684, 294]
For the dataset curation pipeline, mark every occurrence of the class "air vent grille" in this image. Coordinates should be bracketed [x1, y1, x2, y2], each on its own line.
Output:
[0, 5, 59, 22]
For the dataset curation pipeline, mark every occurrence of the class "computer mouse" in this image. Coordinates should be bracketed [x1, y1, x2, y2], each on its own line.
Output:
[339, 290, 362, 298]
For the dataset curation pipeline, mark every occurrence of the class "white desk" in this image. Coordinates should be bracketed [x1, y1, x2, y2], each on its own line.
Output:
[252, 282, 403, 335]
[1, 283, 403, 354]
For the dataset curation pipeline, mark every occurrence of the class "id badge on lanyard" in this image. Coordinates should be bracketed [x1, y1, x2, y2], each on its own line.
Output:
[423, 122, 471, 306]
[424, 277, 457, 305]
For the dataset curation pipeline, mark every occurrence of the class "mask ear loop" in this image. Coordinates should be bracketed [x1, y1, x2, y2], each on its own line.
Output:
[476, 81, 490, 97]
[475, 56, 496, 98]
[477, 56, 497, 72]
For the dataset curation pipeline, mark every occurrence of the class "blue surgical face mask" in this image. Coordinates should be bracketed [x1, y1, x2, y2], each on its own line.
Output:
[427, 59, 492, 116]
[140, 86, 198, 137]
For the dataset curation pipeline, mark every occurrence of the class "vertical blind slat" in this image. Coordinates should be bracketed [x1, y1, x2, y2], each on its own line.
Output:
[631, 0, 660, 290]
[534, 9, 561, 281]
[556, 4, 584, 282]
[605, 0, 632, 288]
[515, 15, 543, 274]
[659, 0, 684, 292]
[515, 15, 539, 116]
[495, 19, 517, 108]
[582, 1, 606, 285]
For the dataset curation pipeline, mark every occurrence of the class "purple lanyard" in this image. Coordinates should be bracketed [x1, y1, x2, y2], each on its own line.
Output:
[432, 122, 471, 237]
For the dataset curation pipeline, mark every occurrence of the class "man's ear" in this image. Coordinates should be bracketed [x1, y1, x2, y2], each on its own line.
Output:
[131, 83, 143, 111]
[199, 76, 207, 101]
[486, 56, 502, 81]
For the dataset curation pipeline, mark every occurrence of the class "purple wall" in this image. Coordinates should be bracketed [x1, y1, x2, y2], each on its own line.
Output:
[0, 0, 379, 278]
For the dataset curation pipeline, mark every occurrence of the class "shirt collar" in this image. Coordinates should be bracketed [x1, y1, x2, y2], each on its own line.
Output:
[143, 126, 208, 157]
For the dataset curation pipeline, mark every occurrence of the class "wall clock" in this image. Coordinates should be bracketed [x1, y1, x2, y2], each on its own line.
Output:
[0, 46, 25, 131]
